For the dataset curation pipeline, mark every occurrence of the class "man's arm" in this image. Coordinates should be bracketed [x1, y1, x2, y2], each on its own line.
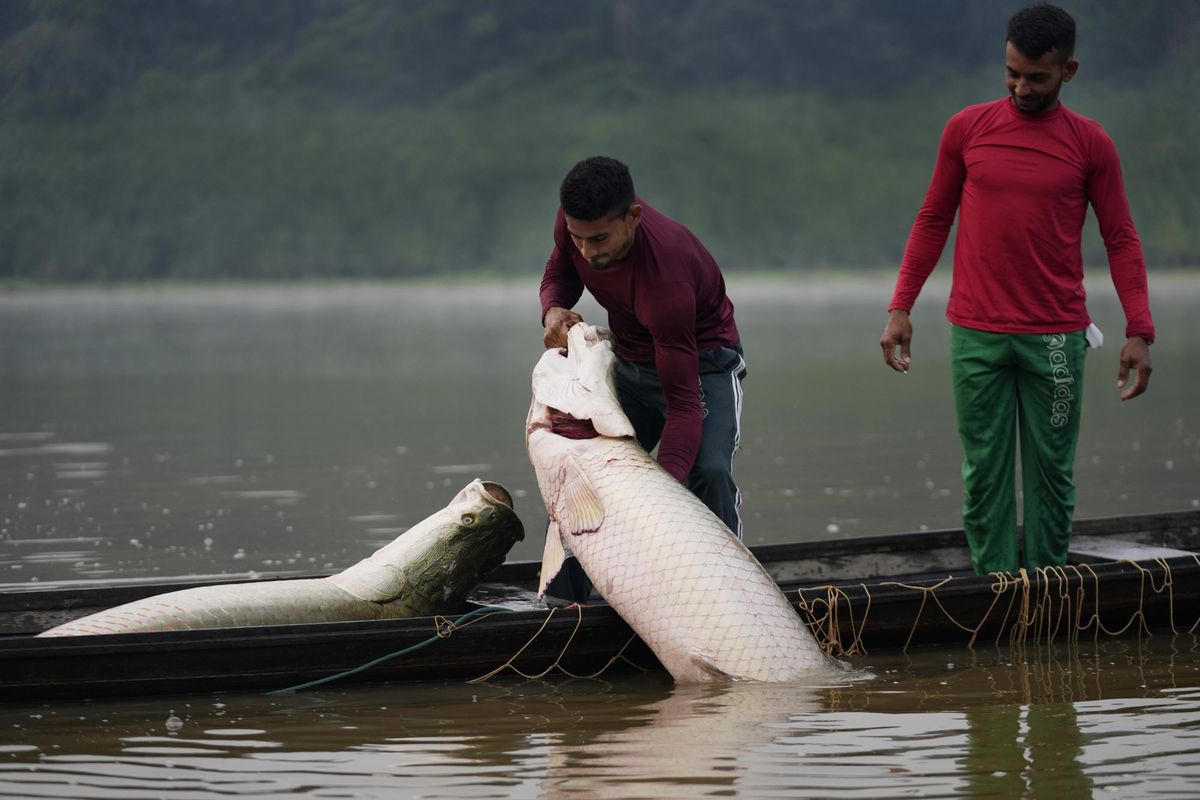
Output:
[882, 115, 966, 371]
[540, 210, 586, 349]
[648, 285, 703, 483]
[1087, 130, 1155, 399]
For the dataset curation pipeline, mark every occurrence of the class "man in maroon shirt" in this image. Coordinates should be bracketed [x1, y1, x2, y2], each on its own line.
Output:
[541, 156, 746, 601]
[879, 4, 1155, 575]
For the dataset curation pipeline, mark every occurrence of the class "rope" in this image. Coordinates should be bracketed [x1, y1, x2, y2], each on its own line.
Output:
[796, 553, 1194, 655]
[470, 603, 647, 682]
[795, 583, 873, 656]
[265, 549, 1199, 692]
[265, 605, 511, 695]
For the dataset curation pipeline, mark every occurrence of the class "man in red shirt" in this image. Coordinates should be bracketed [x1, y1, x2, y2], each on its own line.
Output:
[879, 4, 1155, 575]
[541, 156, 746, 601]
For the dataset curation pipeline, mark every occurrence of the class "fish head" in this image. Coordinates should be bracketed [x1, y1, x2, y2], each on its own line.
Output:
[526, 323, 636, 443]
[434, 479, 525, 584]
[332, 479, 524, 612]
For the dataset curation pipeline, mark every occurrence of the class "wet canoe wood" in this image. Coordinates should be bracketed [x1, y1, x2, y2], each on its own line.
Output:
[789, 510, 1200, 652]
[1, 509, 1197, 701]
[0, 605, 659, 700]
[1068, 536, 1196, 563]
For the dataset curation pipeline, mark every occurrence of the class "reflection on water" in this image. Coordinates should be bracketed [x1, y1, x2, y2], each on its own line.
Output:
[962, 704, 1091, 799]
[2, 636, 1200, 798]
[1, 277, 1198, 585]
[537, 681, 832, 799]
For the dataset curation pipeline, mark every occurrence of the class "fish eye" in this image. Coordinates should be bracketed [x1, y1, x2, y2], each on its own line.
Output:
[461, 513, 476, 526]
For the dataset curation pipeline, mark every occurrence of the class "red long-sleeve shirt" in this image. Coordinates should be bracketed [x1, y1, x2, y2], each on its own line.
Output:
[539, 199, 739, 481]
[890, 98, 1154, 342]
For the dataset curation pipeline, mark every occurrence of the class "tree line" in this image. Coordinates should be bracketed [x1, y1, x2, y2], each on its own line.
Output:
[1, 0, 1196, 281]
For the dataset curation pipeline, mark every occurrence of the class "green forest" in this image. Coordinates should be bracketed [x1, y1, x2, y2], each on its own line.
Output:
[1, 0, 1196, 282]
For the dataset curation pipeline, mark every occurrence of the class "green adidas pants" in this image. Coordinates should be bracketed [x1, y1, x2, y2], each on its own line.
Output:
[950, 324, 1087, 575]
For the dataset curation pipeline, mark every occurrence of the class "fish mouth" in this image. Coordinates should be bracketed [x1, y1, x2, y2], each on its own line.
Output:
[452, 480, 520, 532]
[474, 480, 523, 543]
[480, 481, 513, 511]
[526, 324, 637, 439]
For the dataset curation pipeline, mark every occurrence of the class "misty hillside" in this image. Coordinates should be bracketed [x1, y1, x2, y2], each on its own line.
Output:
[1, 0, 1196, 280]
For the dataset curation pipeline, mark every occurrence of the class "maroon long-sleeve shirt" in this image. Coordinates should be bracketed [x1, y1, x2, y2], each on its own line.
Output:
[540, 199, 739, 481]
[890, 97, 1154, 342]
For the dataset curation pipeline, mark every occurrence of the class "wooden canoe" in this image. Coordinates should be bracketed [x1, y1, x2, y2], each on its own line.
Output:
[1, 509, 1197, 701]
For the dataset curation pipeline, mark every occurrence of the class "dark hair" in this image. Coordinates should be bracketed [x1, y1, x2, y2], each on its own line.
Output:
[1007, 3, 1076, 61]
[559, 156, 635, 221]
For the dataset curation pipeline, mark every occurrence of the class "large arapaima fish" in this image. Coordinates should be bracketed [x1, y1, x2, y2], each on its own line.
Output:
[525, 323, 837, 682]
[39, 479, 523, 636]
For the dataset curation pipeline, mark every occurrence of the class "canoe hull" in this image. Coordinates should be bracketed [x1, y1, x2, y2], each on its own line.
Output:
[2, 509, 1197, 702]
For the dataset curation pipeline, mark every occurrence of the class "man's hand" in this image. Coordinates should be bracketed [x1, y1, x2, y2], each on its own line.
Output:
[543, 307, 584, 349]
[1117, 336, 1152, 400]
[880, 309, 913, 373]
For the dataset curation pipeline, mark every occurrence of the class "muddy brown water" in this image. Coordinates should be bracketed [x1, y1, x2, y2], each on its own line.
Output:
[2, 275, 1198, 797]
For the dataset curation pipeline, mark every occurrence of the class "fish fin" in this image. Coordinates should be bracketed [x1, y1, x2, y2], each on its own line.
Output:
[537, 520, 567, 598]
[689, 649, 736, 682]
[555, 455, 605, 536]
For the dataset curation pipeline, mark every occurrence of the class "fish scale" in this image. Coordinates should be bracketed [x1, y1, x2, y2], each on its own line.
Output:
[527, 324, 836, 682]
[546, 437, 830, 681]
[42, 580, 392, 636]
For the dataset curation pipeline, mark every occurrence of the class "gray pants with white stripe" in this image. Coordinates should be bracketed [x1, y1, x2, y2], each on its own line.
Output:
[615, 343, 748, 537]
[543, 343, 748, 604]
